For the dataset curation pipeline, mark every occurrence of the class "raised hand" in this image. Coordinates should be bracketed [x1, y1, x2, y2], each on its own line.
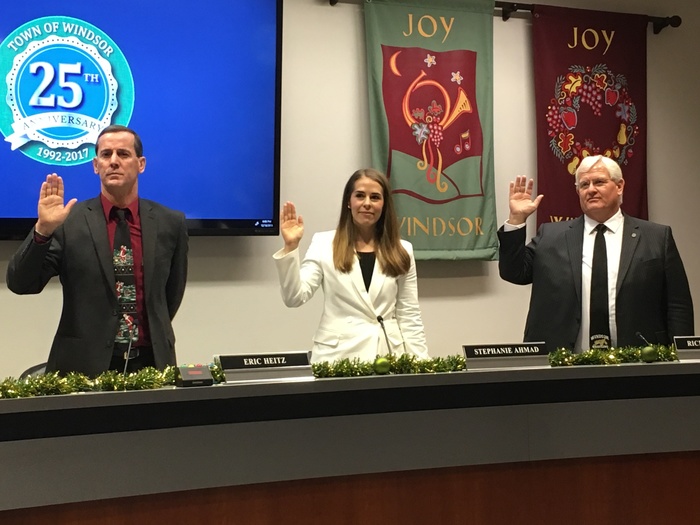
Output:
[280, 201, 304, 253]
[35, 174, 77, 236]
[508, 176, 543, 225]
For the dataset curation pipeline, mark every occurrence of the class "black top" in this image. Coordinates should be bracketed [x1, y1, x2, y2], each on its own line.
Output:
[357, 251, 376, 291]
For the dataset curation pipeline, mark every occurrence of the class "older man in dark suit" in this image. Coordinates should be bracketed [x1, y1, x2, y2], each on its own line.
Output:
[498, 155, 693, 353]
[7, 125, 188, 376]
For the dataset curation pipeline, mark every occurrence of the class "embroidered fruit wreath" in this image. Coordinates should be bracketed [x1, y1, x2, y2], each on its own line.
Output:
[545, 64, 639, 174]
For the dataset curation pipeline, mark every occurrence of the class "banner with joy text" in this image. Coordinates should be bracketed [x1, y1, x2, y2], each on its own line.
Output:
[533, 5, 648, 226]
[365, 0, 497, 260]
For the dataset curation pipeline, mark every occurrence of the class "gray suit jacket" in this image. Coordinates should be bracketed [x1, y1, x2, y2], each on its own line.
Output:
[6, 197, 188, 376]
[498, 215, 694, 352]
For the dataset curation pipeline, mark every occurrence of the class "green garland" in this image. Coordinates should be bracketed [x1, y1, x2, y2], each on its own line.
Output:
[0, 346, 676, 399]
[0, 366, 174, 399]
[0, 355, 466, 399]
[0, 365, 220, 399]
[312, 353, 467, 378]
[548, 345, 677, 366]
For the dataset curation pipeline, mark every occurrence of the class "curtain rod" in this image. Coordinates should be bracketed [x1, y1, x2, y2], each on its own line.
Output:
[328, 1, 682, 34]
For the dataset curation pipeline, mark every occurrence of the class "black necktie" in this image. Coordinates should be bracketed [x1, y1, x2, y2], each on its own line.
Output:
[113, 208, 138, 348]
[590, 223, 610, 349]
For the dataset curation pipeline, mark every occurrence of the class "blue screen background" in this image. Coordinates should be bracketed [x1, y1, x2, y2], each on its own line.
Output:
[0, 1, 280, 228]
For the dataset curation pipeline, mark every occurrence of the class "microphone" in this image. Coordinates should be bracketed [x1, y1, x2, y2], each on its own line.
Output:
[377, 315, 393, 357]
[121, 316, 138, 379]
[636, 331, 652, 346]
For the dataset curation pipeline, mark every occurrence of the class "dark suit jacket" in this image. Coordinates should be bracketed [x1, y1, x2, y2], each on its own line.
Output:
[498, 214, 694, 352]
[6, 197, 188, 376]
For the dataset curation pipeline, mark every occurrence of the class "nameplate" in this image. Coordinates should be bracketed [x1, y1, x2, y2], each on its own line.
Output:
[674, 336, 700, 360]
[462, 342, 549, 370]
[214, 352, 314, 384]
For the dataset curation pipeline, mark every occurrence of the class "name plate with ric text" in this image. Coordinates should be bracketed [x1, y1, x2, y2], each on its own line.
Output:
[674, 336, 700, 360]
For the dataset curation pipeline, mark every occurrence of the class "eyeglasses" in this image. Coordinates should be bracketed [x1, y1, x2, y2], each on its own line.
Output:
[575, 178, 613, 191]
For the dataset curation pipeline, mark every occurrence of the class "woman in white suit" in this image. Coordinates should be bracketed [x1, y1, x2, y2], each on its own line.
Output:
[273, 168, 429, 363]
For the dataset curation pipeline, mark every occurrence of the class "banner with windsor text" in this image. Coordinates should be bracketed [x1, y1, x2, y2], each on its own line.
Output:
[533, 5, 648, 226]
[365, 0, 497, 260]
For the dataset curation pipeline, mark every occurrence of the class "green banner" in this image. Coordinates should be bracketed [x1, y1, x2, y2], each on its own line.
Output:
[365, 0, 496, 260]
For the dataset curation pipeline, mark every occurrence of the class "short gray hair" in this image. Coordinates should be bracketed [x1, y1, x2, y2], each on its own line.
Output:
[575, 155, 623, 184]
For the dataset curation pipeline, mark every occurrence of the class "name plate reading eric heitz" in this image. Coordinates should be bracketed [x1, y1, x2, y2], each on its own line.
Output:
[674, 336, 700, 360]
[462, 343, 549, 370]
[214, 352, 314, 384]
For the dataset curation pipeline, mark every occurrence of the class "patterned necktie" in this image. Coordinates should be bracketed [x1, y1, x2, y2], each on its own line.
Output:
[589, 223, 610, 349]
[113, 208, 138, 348]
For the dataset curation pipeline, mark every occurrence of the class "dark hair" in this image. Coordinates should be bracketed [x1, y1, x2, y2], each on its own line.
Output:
[95, 125, 144, 157]
[332, 168, 410, 277]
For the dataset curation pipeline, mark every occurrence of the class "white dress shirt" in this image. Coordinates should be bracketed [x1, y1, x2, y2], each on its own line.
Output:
[576, 210, 623, 351]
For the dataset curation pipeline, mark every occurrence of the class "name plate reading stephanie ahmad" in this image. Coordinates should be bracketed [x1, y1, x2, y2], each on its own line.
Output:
[462, 343, 549, 370]
[215, 352, 314, 384]
[674, 336, 700, 360]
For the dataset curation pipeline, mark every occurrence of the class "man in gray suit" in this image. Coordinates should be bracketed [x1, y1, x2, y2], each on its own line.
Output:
[498, 155, 693, 353]
[7, 125, 188, 376]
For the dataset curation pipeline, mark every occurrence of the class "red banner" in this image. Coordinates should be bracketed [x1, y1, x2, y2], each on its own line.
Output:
[381, 46, 485, 199]
[533, 5, 647, 225]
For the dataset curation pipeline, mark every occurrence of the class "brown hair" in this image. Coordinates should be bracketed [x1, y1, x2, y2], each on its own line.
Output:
[332, 168, 410, 277]
[95, 125, 144, 157]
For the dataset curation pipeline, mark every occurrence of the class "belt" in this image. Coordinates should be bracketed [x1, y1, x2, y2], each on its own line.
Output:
[113, 346, 152, 360]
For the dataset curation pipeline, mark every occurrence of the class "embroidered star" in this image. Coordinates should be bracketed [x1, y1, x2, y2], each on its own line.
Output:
[451, 71, 463, 85]
[424, 54, 436, 67]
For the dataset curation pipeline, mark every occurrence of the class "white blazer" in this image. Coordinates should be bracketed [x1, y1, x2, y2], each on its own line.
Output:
[273, 230, 429, 363]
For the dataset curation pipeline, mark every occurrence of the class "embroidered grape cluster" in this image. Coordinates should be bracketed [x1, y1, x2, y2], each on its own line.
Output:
[578, 81, 603, 116]
[546, 104, 567, 135]
[428, 117, 443, 147]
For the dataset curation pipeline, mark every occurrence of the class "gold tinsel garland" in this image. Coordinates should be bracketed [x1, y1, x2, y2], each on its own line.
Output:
[0, 346, 674, 399]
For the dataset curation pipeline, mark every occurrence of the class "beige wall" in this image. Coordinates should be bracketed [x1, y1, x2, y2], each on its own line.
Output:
[0, 0, 698, 378]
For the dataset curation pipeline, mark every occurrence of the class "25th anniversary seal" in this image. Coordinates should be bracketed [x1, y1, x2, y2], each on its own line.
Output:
[1, 16, 133, 166]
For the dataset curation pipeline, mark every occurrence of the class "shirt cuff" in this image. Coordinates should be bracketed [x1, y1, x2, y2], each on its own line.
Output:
[33, 230, 52, 244]
[503, 221, 527, 232]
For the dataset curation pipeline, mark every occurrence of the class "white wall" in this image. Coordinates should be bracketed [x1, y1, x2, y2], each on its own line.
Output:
[0, 0, 698, 378]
